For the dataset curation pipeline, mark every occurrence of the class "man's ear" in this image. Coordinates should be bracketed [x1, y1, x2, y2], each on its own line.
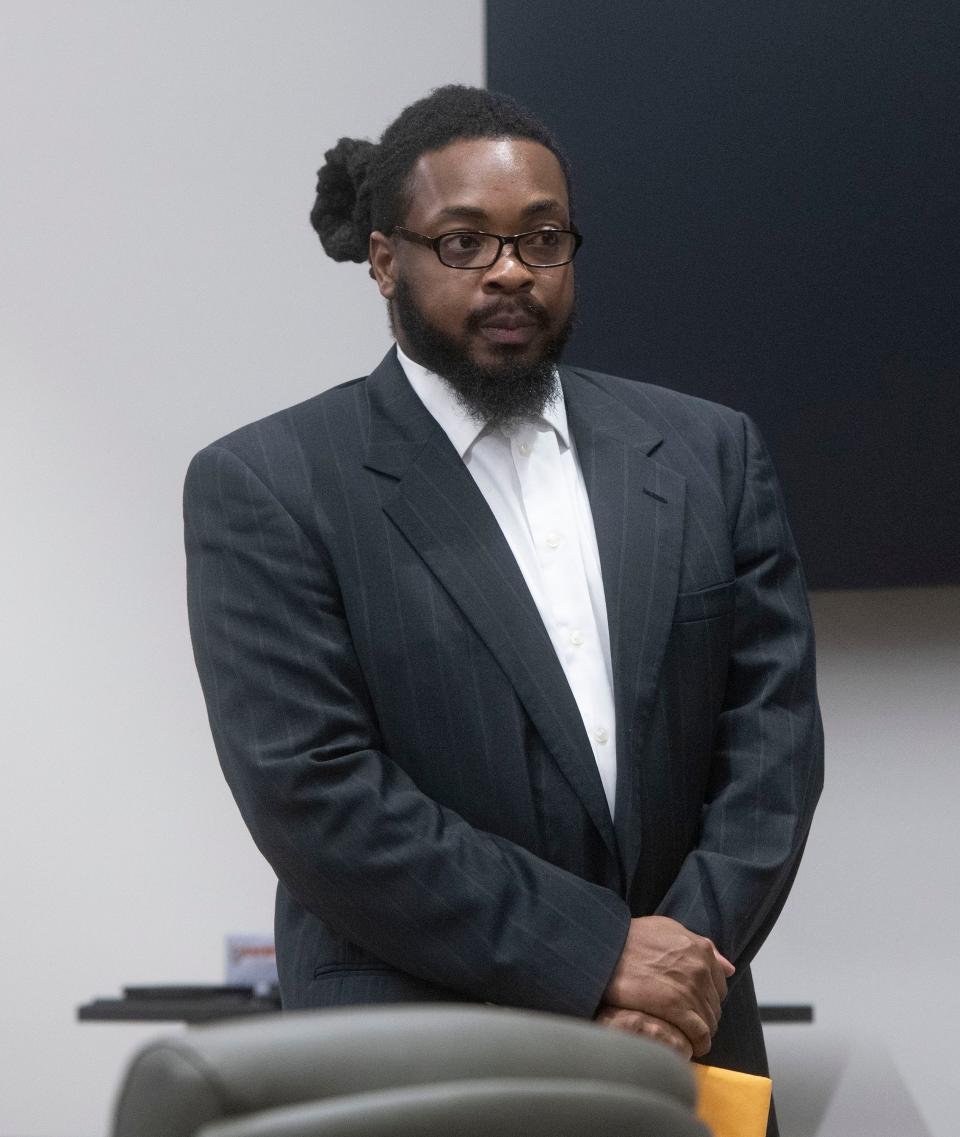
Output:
[369, 231, 397, 298]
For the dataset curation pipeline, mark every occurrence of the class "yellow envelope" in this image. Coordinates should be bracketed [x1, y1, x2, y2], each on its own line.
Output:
[693, 1062, 772, 1137]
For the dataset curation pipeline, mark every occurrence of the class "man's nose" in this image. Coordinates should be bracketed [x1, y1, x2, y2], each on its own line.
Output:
[481, 243, 535, 291]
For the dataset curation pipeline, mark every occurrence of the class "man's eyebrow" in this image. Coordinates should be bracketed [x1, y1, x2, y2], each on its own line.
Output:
[520, 198, 566, 218]
[434, 205, 487, 224]
[433, 198, 568, 225]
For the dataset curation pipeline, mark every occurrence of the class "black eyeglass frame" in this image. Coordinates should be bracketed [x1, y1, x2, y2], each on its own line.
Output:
[391, 225, 583, 269]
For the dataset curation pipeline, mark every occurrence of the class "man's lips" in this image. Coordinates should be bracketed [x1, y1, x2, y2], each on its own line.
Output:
[472, 305, 545, 346]
[477, 323, 538, 346]
[481, 314, 537, 329]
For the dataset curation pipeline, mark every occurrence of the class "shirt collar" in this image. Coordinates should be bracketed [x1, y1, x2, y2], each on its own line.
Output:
[395, 344, 571, 458]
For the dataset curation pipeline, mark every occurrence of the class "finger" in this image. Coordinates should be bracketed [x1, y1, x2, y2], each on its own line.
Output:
[637, 1015, 694, 1060]
[714, 945, 736, 977]
[597, 1007, 694, 1060]
[594, 1004, 621, 1027]
[700, 939, 733, 1006]
[696, 970, 722, 1032]
[705, 957, 728, 1011]
[687, 953, 722, 1033]
[677, 935, 722, 1025]
[677, 1009, 713, 1059]
[695, 988, 720, 1038]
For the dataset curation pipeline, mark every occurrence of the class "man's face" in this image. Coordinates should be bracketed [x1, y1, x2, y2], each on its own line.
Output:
[369, 137, 577, 425]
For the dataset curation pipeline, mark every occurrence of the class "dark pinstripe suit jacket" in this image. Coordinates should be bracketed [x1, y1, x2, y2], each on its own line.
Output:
[185, 347, 822, 1082]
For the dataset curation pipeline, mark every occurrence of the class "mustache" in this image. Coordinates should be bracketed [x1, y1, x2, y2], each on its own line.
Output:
[465, 297, 550, 332]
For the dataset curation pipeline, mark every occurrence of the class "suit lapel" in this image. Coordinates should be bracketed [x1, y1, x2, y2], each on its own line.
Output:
[363, 351, 619, 864]
[563, 368, 686, 888]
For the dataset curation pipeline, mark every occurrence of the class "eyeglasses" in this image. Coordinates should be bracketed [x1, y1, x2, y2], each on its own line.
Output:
[391, 226, 582, 269]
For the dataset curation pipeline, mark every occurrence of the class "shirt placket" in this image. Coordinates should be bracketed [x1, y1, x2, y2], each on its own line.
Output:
[511, 424, 617, 817]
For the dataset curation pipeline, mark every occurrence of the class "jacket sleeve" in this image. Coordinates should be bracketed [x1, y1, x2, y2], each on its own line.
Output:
[655, 414, 824, 969]
[184, 442, 630, 1016]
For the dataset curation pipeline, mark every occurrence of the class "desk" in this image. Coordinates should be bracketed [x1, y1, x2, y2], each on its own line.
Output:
[77, 990, 814, 1025]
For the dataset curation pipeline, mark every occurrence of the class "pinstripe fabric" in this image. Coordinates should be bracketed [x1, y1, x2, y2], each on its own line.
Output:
[184, 348, 822, 1113]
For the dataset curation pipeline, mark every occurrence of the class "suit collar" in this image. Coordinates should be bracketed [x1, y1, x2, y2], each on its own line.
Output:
[395, 345, 488, 460]
[361, 347, 438, 478]
[560, 364, 664, 454]
[561, 364, 686, 887]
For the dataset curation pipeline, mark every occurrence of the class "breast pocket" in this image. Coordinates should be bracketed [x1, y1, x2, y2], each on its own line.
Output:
[673, 579, 736, 623]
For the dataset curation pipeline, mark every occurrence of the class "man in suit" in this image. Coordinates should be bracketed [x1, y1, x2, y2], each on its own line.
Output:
[185, 86, 822, 1130]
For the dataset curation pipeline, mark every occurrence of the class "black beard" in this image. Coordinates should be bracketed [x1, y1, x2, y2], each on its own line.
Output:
[392, 277, 575, 430]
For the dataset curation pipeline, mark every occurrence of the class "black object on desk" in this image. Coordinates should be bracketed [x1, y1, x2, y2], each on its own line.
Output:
[757, 1004, 814, 1024]
[78, 985, 282, 1024]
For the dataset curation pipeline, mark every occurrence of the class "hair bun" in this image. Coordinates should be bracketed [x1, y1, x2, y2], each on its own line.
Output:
[310, 137, 376, 262]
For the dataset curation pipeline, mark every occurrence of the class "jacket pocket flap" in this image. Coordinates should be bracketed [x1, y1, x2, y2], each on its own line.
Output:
[674, 579, 736, 623]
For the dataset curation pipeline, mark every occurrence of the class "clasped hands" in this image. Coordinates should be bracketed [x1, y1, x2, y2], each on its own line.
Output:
[595, 915, 735, 1059]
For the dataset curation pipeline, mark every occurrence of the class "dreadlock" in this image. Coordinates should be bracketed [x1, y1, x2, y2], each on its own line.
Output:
[310, 85, 572, 263]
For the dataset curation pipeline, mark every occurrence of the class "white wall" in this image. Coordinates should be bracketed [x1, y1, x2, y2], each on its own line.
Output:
[0, 3, 483, 1134]
[755, 586, 960, 1137]
[2, 6, 957, 1137]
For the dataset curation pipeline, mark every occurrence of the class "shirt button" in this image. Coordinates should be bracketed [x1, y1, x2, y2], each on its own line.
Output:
[518, 441, 531, 456]
[569, 630, 585, 646]
[545, 531, 562, 549]
[593, 726, 609, 745]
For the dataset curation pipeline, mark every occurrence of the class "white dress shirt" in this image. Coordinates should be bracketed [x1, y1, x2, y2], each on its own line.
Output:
[397, 346, 618, 819]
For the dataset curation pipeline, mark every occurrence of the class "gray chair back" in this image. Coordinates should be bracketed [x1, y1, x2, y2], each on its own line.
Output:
[112, 1004, 703, 1137]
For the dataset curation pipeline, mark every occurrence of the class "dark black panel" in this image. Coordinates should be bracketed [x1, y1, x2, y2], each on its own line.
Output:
[488, 1, 960, 588]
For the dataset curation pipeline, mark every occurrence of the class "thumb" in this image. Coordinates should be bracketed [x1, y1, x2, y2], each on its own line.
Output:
[713, 946, 736, 977]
